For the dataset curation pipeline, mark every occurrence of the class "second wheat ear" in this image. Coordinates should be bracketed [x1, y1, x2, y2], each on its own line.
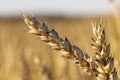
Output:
[22, 14, 118, 80]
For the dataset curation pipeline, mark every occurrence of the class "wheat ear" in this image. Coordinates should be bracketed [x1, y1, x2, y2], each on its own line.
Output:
[22, 14, 118, 80]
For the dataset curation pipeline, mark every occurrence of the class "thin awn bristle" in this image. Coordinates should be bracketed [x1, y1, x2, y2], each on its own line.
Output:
[22, 14, 118, 80]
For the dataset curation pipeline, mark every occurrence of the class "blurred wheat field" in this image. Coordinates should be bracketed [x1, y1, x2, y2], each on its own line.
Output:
[0, 16, 120, 80]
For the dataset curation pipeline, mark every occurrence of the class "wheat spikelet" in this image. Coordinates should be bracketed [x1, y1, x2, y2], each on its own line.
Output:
[22, 14, 118, 80]
[91, 21, 118, 80]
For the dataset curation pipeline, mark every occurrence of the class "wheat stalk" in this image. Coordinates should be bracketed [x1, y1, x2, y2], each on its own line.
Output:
[22, 14, 118, 80]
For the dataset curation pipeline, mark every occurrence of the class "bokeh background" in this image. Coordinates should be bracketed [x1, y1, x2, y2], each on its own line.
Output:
[0, 0, 120, 80]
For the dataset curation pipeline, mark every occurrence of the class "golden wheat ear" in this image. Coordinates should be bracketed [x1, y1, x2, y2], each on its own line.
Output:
[22, 14, 118, 80]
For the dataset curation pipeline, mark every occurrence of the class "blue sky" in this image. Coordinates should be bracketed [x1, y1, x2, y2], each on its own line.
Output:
[0, 0, 120, 17]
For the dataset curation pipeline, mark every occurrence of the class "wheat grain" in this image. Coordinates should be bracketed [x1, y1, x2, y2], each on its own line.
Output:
[22, 14, 118, 80]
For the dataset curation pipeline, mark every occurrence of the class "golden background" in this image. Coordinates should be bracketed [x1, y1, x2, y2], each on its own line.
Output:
[0, 5, 120, 80]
